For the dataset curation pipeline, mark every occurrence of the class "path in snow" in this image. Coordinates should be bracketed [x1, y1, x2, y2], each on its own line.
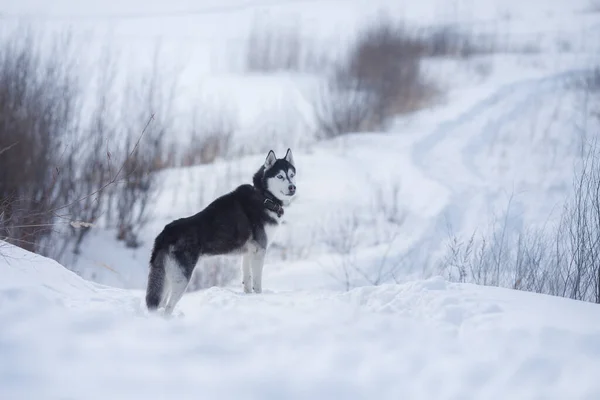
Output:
[408, 69, 591, 260]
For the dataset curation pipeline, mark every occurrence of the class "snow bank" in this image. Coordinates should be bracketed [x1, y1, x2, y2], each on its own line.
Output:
[2, 242, 600, 399]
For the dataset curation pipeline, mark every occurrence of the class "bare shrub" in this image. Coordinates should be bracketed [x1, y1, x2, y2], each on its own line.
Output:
[442, 221, 560, 293]
[440, 67, 600, 302]
[246, 21, 301, 72]
[313, 16, 438, 138]
[423, 25, 542, 57]
[325, 229, 406, 291]
[422, 26, 497, 57]
[558, 136, 600, 302]
[179, 104, 237, 167]
[322, 213, 361, 256]
[424, 26, 476, 57]
[583, 67, 600, 92]
[311, 72, 378, 138]
[112, 47, 176, 248]
[64, 133, 112, 255]
[0, 27, 186, 269]
[0, 30, 81, 254]
[443, 139, 600, 303]
[114, 140, 157, 248]
[587, 1, 600, 13]
[321, 196, 407, 290]
[64, 50, 117, 255]
[373, 181, 406, 226]
[245, 20, 327, 73]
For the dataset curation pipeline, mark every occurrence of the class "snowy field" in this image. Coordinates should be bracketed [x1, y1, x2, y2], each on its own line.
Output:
[5, 0, 594, 290]
[2, 0, 600, 398]
[3, 242, 600, 399]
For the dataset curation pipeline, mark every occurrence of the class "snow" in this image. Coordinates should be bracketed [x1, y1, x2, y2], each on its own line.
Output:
[2, 0, 600, 397]
[2, 241, 600, 399]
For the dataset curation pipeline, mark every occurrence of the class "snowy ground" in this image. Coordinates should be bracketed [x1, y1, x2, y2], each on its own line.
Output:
[2, 0, 600, 397]
[3, 242, 600, 399]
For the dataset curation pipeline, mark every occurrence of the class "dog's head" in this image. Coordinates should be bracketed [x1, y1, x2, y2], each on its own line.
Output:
[257, 148, 296, 205]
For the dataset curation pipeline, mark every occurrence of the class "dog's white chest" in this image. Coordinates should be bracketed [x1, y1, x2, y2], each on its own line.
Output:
[264, 211, 282, 246]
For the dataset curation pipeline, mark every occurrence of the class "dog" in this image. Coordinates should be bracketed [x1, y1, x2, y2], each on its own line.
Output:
[145, 148, 297, 315]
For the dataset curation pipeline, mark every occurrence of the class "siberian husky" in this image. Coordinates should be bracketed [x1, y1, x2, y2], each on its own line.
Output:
[145, 149, 296, 315]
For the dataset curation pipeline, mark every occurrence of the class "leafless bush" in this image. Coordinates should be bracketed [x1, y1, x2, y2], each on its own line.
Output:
[111, 47, 176, 248]
[443, 137, 600, 303]
[245, 20, 327, 73]
[187, 256, 238, 291]
[583, 67, 600, 92]
[440, 67, 600, 302]
[0, 30, 81, 254]
[325, 230, 406, 291]
[311, 73, 377, 138]
[114, 141, 155, 248]
[179, 104, 237, 167]
[321, 197, 408, 290]
[424, 24, 543, 57]
[246, 21, 301, 72]
[558, 136, 600, 302]
[322, 212, 361, 256]
[64, 50, 118, 255]
[0, 27, 188, 268]
[587, 1, 600, 13]
[312, 16, 438, 138]
[442, 221, 560, 293]
[64, 135, 112, 256]
[373, 181, 406, 226]
[422, 26, 497, 58]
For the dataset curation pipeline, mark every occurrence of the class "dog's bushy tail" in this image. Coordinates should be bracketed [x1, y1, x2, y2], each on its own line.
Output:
[146, 241, 167, 311]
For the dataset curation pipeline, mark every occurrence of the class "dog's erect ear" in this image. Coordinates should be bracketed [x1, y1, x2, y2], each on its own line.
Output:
[264, 150, 277, 170]
[284, 148, 295, 168]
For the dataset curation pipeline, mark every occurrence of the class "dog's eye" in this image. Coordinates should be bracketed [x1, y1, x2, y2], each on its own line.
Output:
[277, 175, 284, 180]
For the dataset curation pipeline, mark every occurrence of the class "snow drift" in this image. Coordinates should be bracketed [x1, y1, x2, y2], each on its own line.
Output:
[2, 241, 600, 399]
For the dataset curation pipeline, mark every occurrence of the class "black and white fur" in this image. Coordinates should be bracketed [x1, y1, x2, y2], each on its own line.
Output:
[145, 148, 297, 315]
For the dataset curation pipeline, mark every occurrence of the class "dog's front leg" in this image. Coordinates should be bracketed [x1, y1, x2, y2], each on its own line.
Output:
[251, 250, 266, 294]
[241, 254, 252, 294]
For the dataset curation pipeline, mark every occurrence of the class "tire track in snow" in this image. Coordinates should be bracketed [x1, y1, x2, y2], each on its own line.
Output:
[408, 69, 588, 261]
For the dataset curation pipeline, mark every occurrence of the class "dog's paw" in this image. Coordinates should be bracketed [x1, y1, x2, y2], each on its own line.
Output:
[242, 281, 252, 294]
[162, 310, 185, 319]
[253, 287, 262, 294]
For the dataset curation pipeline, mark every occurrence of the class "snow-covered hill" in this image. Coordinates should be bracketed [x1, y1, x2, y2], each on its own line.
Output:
[2, 242, 600, 399]
[2, 0, 600, 397]
[7, 0, 593, 290]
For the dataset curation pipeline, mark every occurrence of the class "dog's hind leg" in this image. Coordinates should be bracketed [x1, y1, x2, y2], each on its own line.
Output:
[251, 250, 266, 294]
[241, 254, 252, 294]
[146, 248, 168, 312]
[159, 274, 171, 309]
[163, 255, 191, 316]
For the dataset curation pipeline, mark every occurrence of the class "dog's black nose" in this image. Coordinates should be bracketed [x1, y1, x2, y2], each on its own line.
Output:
[288, 184, 296, 193]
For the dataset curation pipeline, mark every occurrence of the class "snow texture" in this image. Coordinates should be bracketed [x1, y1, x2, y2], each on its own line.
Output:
[2, 241, 600, 400]
[1, 0, 600, 398]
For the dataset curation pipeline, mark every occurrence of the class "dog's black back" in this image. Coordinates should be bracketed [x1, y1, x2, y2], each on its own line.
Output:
[151, 184, 274, 277]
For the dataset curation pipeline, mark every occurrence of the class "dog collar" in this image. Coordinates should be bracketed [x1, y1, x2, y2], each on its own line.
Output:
[263, 198, 284, 218]
[261, 190, 284, 217]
